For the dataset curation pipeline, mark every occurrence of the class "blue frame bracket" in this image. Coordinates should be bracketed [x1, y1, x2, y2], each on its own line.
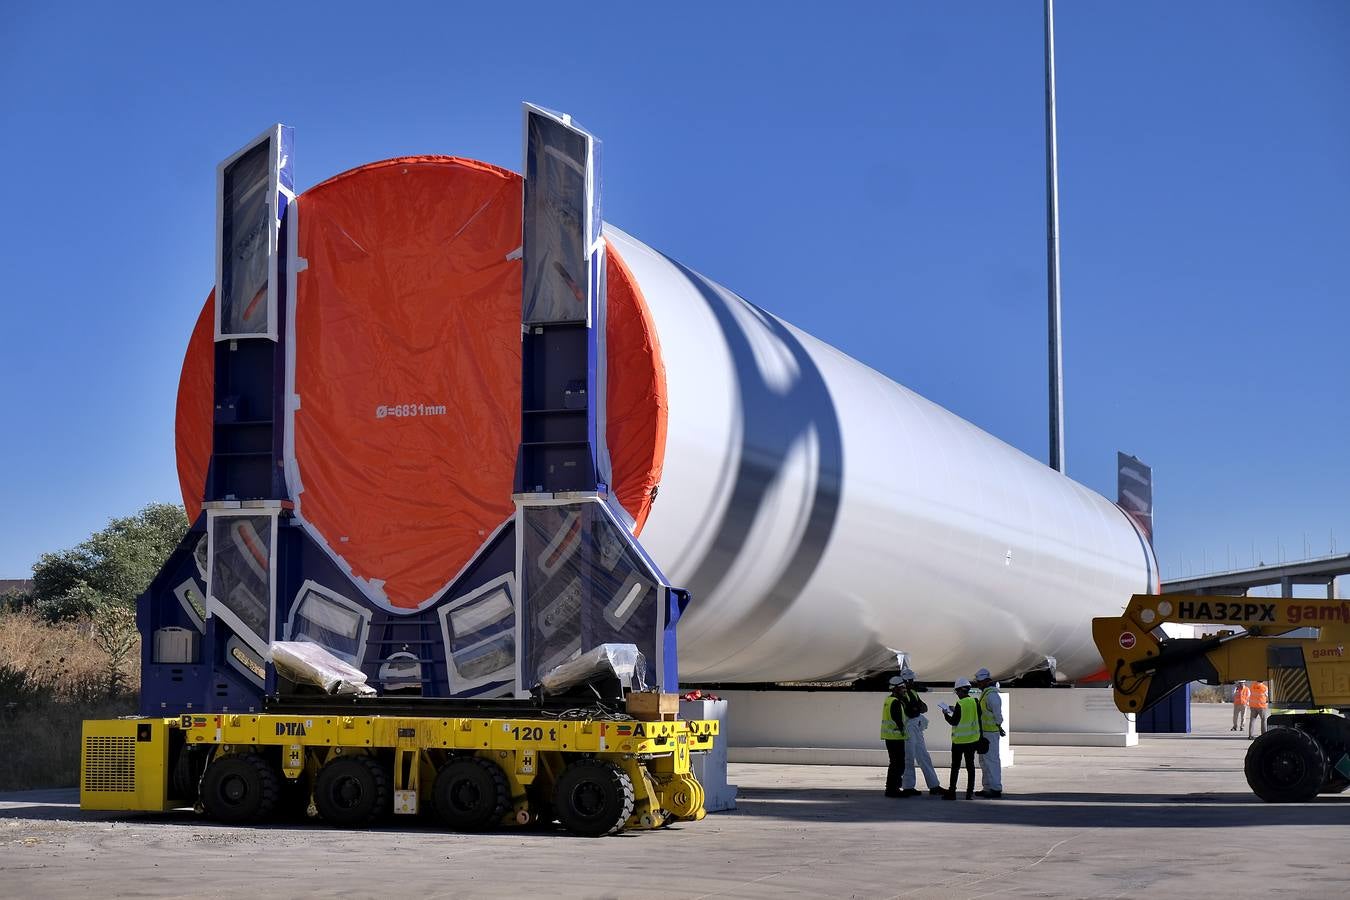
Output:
[513, 104, 683, 694]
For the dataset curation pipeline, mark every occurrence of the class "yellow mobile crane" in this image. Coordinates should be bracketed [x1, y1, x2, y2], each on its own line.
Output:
[1093, 593, 1350, 802]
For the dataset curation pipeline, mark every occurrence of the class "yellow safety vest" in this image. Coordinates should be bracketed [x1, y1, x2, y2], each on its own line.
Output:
[952, 696, 980, 744]
[978, 688, 999, 733]
[881, 695, 907, 740]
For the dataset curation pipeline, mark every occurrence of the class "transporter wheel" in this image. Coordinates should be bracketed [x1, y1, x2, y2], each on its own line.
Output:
[553, 759, 635, 837]
[432, 757, 510, 830]
[200, 753, 280, 824]
[1245, 727, 1326, 803]
[314, 755, 391, 827]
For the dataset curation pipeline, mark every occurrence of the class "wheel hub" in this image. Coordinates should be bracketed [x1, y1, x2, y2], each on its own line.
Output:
[570, 781, 605, 819]
[451, 779, 481, 812]
[1267, 750, 1306, 787]
[222, 774, 248, 804]
[334, 777, 364, 809]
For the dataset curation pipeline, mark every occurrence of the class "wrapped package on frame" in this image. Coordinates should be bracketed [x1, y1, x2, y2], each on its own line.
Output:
[539, 643, 650, 696]
[176, 156, 1157, 686]
[271, 641, 377, 696]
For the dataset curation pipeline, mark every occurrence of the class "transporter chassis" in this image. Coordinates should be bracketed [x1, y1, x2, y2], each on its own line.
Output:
[82, 702, 717, 838]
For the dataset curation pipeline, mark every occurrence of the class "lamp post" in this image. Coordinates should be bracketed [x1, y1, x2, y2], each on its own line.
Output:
[1045, 0, 1066, 473]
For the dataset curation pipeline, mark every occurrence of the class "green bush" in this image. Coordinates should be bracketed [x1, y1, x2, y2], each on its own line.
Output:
[0, 588, 30, 613]
[28, 503, 187, 623]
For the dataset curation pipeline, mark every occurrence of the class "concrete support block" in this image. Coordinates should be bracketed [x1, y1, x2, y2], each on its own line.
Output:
[680, 698, 737, 811]
[1005, 687, 1137, 747]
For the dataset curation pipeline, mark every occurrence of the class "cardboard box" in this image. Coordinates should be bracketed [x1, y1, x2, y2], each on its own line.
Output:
[626, 691, 680, 721]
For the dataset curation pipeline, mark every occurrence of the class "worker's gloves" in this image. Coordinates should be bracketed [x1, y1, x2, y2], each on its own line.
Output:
[998, 727, 1006, 737]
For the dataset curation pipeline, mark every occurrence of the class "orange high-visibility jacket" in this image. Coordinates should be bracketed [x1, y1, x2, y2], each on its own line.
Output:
[1248, 682, 1269, 709]
[1234, 684, 1251, 706]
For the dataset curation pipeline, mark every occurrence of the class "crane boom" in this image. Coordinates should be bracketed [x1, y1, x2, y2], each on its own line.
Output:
[1093, 593, 1350, 715]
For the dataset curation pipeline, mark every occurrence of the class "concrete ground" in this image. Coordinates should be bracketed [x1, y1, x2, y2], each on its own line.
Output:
[2, 704, 1347, 899]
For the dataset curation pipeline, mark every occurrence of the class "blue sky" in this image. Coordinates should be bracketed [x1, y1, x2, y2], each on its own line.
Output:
[1, 1, 1347, 581]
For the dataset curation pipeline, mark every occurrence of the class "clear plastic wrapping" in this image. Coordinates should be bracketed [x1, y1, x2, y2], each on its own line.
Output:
[208, 514, 273, 652]
[219, 142, 272, 336]
[522, 108, 594, 325]
[539, 643, 648, 696]
[520, 501, 661, 688]
[271, 640, 376, 696]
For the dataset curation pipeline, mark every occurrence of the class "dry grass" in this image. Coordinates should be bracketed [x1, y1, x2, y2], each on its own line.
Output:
[0, 697, 136, 792]
[1190, 684, 1227, 703]
[0, 610, 139, 791]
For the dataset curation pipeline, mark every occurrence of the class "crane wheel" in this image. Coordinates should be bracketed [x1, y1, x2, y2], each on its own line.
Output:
[200, 753, 280, 824]
[314, 755, 391, 827]
[431, 756, 510, 830]
[553, 758, 635, 837]
[1245, 726, 1326, 803]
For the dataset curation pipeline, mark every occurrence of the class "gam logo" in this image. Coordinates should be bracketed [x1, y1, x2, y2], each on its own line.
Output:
[275, 721, 307, 737]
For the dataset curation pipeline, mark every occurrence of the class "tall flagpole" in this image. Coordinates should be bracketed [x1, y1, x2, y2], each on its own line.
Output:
[1045, 0, 1066, 473]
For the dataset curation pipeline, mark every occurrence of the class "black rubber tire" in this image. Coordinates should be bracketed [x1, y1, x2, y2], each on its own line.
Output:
[1245, 727, 1326, 803]
[553, 759, 635, 837]
[432, 756, 510, 830]
[200, 753, 280, 824]
[314, 755, 391, 827]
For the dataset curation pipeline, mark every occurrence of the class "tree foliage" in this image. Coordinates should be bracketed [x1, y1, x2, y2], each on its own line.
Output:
[27, 504, 188, 622]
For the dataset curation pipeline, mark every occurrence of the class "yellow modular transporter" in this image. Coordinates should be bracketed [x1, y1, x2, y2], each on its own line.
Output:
[83, 702, 716, 837]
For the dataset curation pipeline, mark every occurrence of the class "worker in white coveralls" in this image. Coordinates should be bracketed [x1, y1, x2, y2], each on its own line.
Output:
[973, 668, 1005, 798]
[896, 669, 943, 796]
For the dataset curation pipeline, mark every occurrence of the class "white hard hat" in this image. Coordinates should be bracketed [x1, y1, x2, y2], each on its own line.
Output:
[954, 677, 972, 689]
[888, 675, 905, 687]
[899, 668, 916, 681]
[974, 668, 992, 681]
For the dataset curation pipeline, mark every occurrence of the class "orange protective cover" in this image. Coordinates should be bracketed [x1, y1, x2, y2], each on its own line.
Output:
[175, 157, 666, 609]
